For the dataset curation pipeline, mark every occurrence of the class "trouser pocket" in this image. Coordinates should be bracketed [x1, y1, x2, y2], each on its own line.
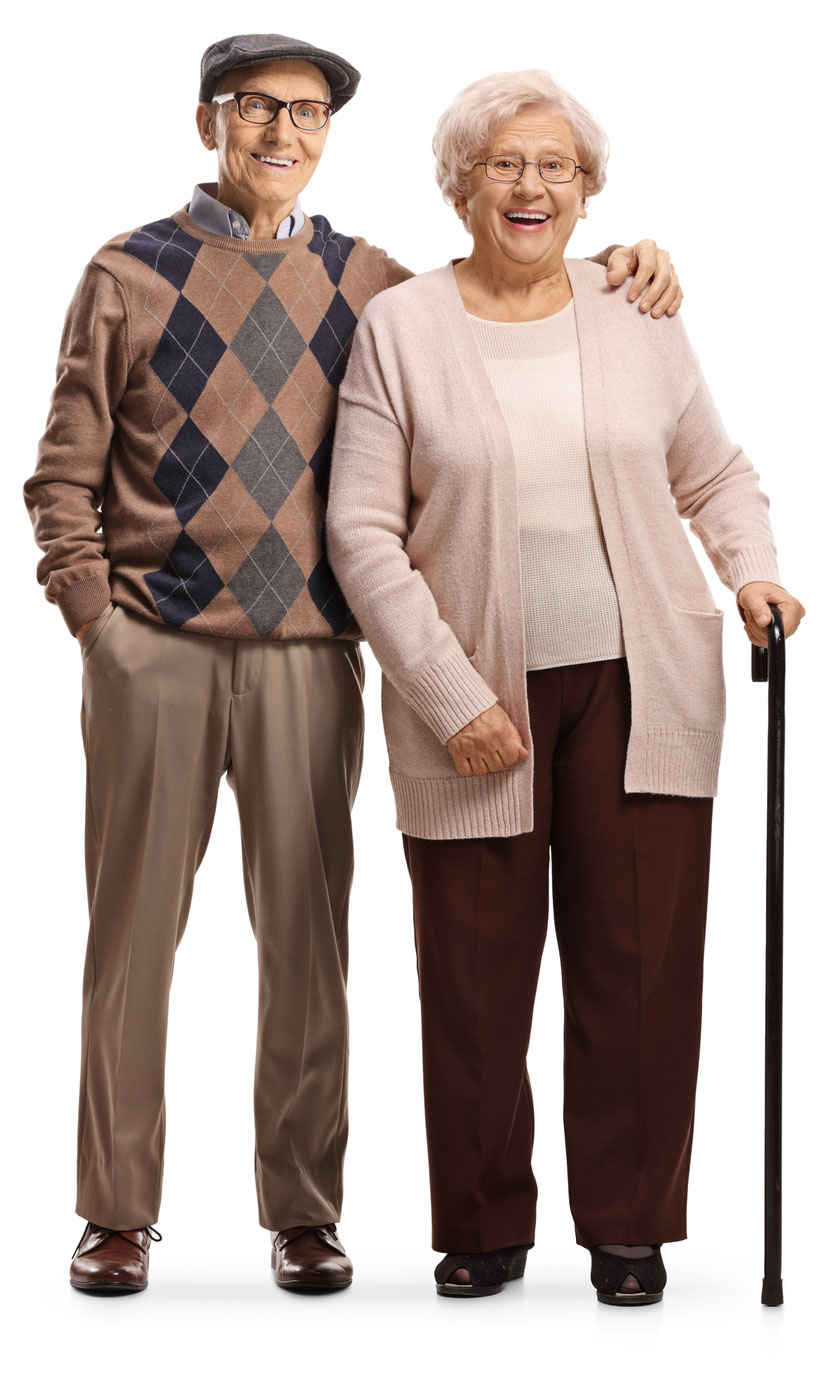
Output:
[80, 602, 116, 660]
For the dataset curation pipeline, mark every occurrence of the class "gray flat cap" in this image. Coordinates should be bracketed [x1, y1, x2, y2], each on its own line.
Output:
[199, 33, 361, 111]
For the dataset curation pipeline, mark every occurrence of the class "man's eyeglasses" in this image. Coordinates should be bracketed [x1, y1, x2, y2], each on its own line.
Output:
[213, 91, 334, 131]
[474, 155, 587, 184]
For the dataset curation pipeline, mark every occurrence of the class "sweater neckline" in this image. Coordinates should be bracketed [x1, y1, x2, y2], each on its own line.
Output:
[465, 298, 575, 326]
[171, 204, 316, 255]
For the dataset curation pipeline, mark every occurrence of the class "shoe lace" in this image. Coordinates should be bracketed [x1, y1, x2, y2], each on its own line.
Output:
[72, 1224, 162, 1258]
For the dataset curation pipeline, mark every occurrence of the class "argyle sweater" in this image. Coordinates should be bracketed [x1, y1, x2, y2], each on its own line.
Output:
[24, 206, 413, 638]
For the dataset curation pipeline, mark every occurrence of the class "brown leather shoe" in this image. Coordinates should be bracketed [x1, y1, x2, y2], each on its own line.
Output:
[70, 1223, 161, 1293]
[270, 1224, 353, 1290]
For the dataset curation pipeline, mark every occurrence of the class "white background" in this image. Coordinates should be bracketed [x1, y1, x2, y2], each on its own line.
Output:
[3, 0, 831, 1372]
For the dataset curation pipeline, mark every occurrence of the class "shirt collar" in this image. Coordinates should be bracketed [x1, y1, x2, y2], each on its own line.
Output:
[188, 181, 304, 240]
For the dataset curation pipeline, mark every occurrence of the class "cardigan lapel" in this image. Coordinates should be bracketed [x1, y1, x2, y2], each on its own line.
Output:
[434, 261, 529, 673]
[562, 258, 646, 668]
[432, 255, 645, 681]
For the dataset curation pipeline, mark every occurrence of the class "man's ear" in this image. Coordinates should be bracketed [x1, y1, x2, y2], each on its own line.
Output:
[196, 102, 217, 152]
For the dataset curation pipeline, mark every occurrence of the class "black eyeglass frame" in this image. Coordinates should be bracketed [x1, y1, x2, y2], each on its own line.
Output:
[212, 91, 335, 130]
[474, 155, 587, 183]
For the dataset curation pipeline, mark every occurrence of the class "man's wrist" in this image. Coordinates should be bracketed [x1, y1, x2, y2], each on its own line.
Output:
[58, 575, 113, 636]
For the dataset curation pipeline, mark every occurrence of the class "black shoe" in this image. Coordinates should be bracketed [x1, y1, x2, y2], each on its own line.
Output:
[589, 1244, 666, 1306]
[434, 1244, 530, 1298]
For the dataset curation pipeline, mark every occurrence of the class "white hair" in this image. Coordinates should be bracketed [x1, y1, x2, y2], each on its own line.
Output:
[433, 70, 609, 229]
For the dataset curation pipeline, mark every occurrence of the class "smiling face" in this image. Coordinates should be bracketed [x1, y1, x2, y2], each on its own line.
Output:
[196, 59, 331, 227]
[456, 110, 587, 276]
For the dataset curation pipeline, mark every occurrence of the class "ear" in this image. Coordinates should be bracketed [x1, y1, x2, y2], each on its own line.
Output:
[196, 102, 217, 152]
[452, 196, 469, 224]
[578, 199, 588, 220]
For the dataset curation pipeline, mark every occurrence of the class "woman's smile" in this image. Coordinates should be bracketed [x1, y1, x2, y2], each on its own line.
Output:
[502, 209, 552, 232]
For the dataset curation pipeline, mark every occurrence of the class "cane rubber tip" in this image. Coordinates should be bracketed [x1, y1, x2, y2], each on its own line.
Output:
[761, 1277, 784, 1306]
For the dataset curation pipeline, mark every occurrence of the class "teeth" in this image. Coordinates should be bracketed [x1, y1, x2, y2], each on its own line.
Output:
[506, 211, 548, 221]
[256, 155, 294, 166]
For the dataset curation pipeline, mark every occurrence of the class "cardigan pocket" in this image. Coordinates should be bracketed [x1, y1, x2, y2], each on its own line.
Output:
[663, 604, 726, 733]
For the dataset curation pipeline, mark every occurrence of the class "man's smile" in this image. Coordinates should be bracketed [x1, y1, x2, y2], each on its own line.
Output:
[249, 152, 298, 169]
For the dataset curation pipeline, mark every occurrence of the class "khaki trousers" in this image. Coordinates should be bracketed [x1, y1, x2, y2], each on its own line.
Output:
[77, 602, 365, 1231]
[403, 657, 714, 1252]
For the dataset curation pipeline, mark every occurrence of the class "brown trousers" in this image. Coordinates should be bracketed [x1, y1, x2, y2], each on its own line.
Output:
[403, 657, 713, 1252]
[77, 602, 364, 1231]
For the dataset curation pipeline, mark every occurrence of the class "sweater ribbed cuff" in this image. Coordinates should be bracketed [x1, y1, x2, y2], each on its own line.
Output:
[402, 647, 499, 743]
[56, 574, 112, 636]
[727, 550, 782, 598]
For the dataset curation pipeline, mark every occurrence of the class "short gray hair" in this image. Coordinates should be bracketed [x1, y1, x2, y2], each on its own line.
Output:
[433, 70, 609, 229]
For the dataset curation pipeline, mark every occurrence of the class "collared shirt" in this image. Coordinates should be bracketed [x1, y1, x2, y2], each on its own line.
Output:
[188, 181, 305, 239]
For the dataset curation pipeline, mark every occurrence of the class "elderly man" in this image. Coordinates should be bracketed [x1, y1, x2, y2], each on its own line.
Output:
[24, 31, 685, 1295]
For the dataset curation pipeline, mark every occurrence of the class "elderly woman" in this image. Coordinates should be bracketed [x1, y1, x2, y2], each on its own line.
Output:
[326, 71, 805, 1305]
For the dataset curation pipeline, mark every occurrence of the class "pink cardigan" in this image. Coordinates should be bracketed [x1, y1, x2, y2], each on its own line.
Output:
[326, 260, 781, 840]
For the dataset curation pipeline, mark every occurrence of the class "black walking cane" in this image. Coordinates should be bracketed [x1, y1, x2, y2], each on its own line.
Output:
[750, 602, 785, 1306]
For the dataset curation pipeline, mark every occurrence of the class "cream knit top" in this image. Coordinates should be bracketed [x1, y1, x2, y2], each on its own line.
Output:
[467, 298, 626, 670]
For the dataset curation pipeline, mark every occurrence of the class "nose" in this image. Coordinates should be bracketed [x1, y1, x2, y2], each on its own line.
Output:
[265, 106, 296, 143]
[515, 162, 544, 197]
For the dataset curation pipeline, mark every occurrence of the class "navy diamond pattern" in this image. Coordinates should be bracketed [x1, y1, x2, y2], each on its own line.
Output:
[125, 218, 203, 292]
[309, 292, 357, 388]
[228, 526, 307, 637]
[150, 296, 226, 413]
[230, 284, 306, 403]
[307, 216, 356, 288]
[153, 417, 227, 522]
[307, 554, 351, 635]
[128, 209, 373, 637]
[309, 426, 335, 497]
[144, 530, 224, 628]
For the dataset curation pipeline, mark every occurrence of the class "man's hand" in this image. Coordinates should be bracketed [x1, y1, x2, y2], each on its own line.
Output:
[446, 702, 530, 777]
[606, 241, 682, 317]
[736, 582, 806, 648]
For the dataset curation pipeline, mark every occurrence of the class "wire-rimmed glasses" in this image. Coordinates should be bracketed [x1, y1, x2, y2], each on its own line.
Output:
[213, 91, 334, 131]
[474, 154, 587, 183]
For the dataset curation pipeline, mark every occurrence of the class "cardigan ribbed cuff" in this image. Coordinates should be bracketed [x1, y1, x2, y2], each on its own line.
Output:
[56, 573, 113, 635]
[402, 647, 500, 743]
[727, 549, 782, 597]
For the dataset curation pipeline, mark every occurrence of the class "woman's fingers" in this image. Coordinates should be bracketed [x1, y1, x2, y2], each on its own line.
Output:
[738, 593, 806, 645]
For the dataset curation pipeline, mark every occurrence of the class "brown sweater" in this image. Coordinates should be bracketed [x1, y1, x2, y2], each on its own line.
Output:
[24, 210, 617, 639]
[24, 206, 412, 637]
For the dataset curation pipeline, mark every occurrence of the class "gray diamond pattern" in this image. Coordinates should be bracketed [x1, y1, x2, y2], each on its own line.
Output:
[233, 409, 307, 519]
[228, 526, 307, 636]
[230, 285, 306, 403]
[247, 253, 287, 282]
